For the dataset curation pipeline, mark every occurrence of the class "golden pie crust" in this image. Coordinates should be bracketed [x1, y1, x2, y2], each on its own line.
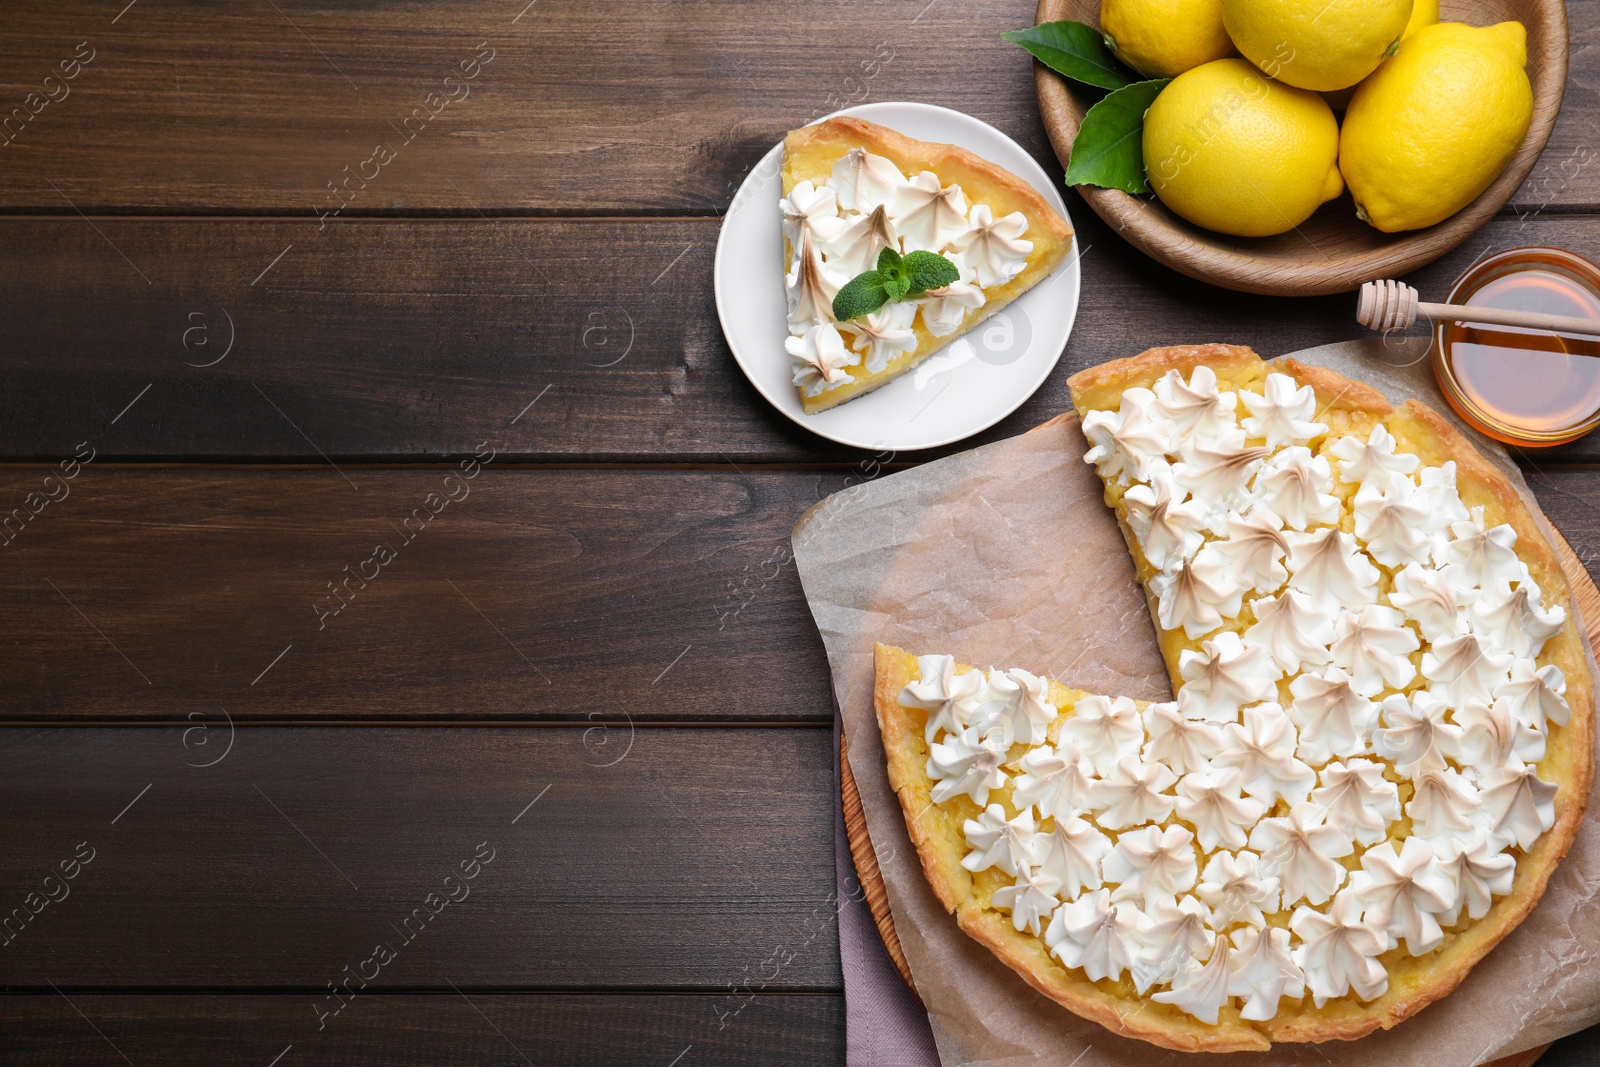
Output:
[873, 345, 1594, 1052]
[781, 116, 1074, 413]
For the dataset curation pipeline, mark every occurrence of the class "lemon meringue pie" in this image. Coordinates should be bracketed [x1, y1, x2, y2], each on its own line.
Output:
[873, 345, 1593, 1052]
[779, 117, 1074, 413]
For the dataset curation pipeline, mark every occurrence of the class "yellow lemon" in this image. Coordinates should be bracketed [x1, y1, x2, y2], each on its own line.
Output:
[1222, 0, 1413, 91]
[1143, 59, 1343, 237]
[1403, 0, 1440, 38]
[1321, 0, 1437, 109]
[1340, 21, 1532, 232]
[1101, 0, 1237, 78]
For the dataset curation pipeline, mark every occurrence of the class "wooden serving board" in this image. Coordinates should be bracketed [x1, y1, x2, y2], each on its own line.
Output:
[838, 472, 1600, 1067]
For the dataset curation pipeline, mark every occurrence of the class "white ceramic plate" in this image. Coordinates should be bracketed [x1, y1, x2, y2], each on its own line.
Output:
[714, 101, 1080, 451]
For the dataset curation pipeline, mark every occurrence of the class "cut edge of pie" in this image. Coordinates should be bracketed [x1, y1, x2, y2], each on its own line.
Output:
[870, 345, 1595, 1052]
[875, 644, 1271, 1052]
[781, 116, 1074, 414]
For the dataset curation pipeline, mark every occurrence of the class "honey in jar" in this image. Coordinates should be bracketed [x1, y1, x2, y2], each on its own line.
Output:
[1433, 246, 1600, 447]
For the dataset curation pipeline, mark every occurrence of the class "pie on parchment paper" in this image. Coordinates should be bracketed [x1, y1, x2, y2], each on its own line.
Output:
[780, 116, 1074, 413]
[874, 345, 1594, 1052]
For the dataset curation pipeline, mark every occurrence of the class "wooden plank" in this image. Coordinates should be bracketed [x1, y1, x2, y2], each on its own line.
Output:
[9, 212, 1600, 464]
[1543, 1027, 1600, 1067]
[3, 1, 1597, 216]
[1, 462, 1598, 725]
[0, 467, 830, 722]
[1510, 0, 1600, 217]
[0, 994, 842, 1065]
[0, 0, 1030, 215]
[0, 726, 842, 989]
[2, 993, 842, 1065]
[3, 979, 1599, 1067]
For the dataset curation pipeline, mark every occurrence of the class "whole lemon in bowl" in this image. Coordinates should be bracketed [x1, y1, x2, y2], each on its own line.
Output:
[1321, 0, 1438, 109]
[1223, 0, 1413, 91]
[1402, 0, 1442, 39]
[1340, 21, 1533, 232]
[1101, 0, 1237, 78]
[1143, 59, 1343, 237]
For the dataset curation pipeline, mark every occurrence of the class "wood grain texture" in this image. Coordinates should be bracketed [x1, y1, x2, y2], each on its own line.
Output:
[0, 994, 842, 1066]
[1034, 0, 1568, 295]
[1545, 1029, 1600, 1067]
[12, 213, 1600, 463]
[0, 467, 837, 722]
[0, 726, 840, 989]
[2, 1, 1598, 1063]
[1, 0, 1595, 217]
[0, 0, 1031, 216]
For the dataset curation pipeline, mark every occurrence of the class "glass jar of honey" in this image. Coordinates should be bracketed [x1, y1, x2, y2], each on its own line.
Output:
[1432, 246, 1600, 447]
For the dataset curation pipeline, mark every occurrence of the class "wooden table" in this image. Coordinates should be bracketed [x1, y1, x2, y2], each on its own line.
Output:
[2, 2, 1599, 1064]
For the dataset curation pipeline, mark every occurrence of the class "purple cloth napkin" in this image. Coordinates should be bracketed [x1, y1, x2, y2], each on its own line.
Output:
[835, 707, 941, 1067]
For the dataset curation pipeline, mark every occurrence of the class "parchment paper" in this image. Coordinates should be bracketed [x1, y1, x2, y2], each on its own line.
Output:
[794, 338, 1600, 1067]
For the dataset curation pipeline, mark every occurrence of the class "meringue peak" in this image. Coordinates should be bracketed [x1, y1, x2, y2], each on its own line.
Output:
[1240, 372, 1327, 446]
[1154, 365, 1239, 438]
[947, 202, 1030, 287]
[1083, 388, 1176, 484]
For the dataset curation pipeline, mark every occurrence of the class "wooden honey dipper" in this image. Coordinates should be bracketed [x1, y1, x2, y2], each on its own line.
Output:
[1357, 278, 1600, 337]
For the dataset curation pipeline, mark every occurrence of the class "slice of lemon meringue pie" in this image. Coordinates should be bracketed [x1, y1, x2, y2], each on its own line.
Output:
[780, 117, 1074, 414]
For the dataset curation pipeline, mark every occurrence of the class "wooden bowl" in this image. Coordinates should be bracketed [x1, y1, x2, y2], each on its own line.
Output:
[1032, 0, 1567, 295]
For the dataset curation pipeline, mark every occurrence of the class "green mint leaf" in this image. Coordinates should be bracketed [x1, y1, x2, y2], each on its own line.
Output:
[833, 249, 960, 318]
[833, 270, 892, 321]
[1063, 77, 1169, 194]
[874, 246, 913, 301]
[901, 250, 960, 297]
[1002, 21, 1134, 90]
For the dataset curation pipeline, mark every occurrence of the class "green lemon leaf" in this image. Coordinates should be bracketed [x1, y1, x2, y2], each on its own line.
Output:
[901, 250, 960, 296]
[833, 271, 891, 321]
[1002, 21, 1134, 91]
[1063, 77, 1169, 194]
